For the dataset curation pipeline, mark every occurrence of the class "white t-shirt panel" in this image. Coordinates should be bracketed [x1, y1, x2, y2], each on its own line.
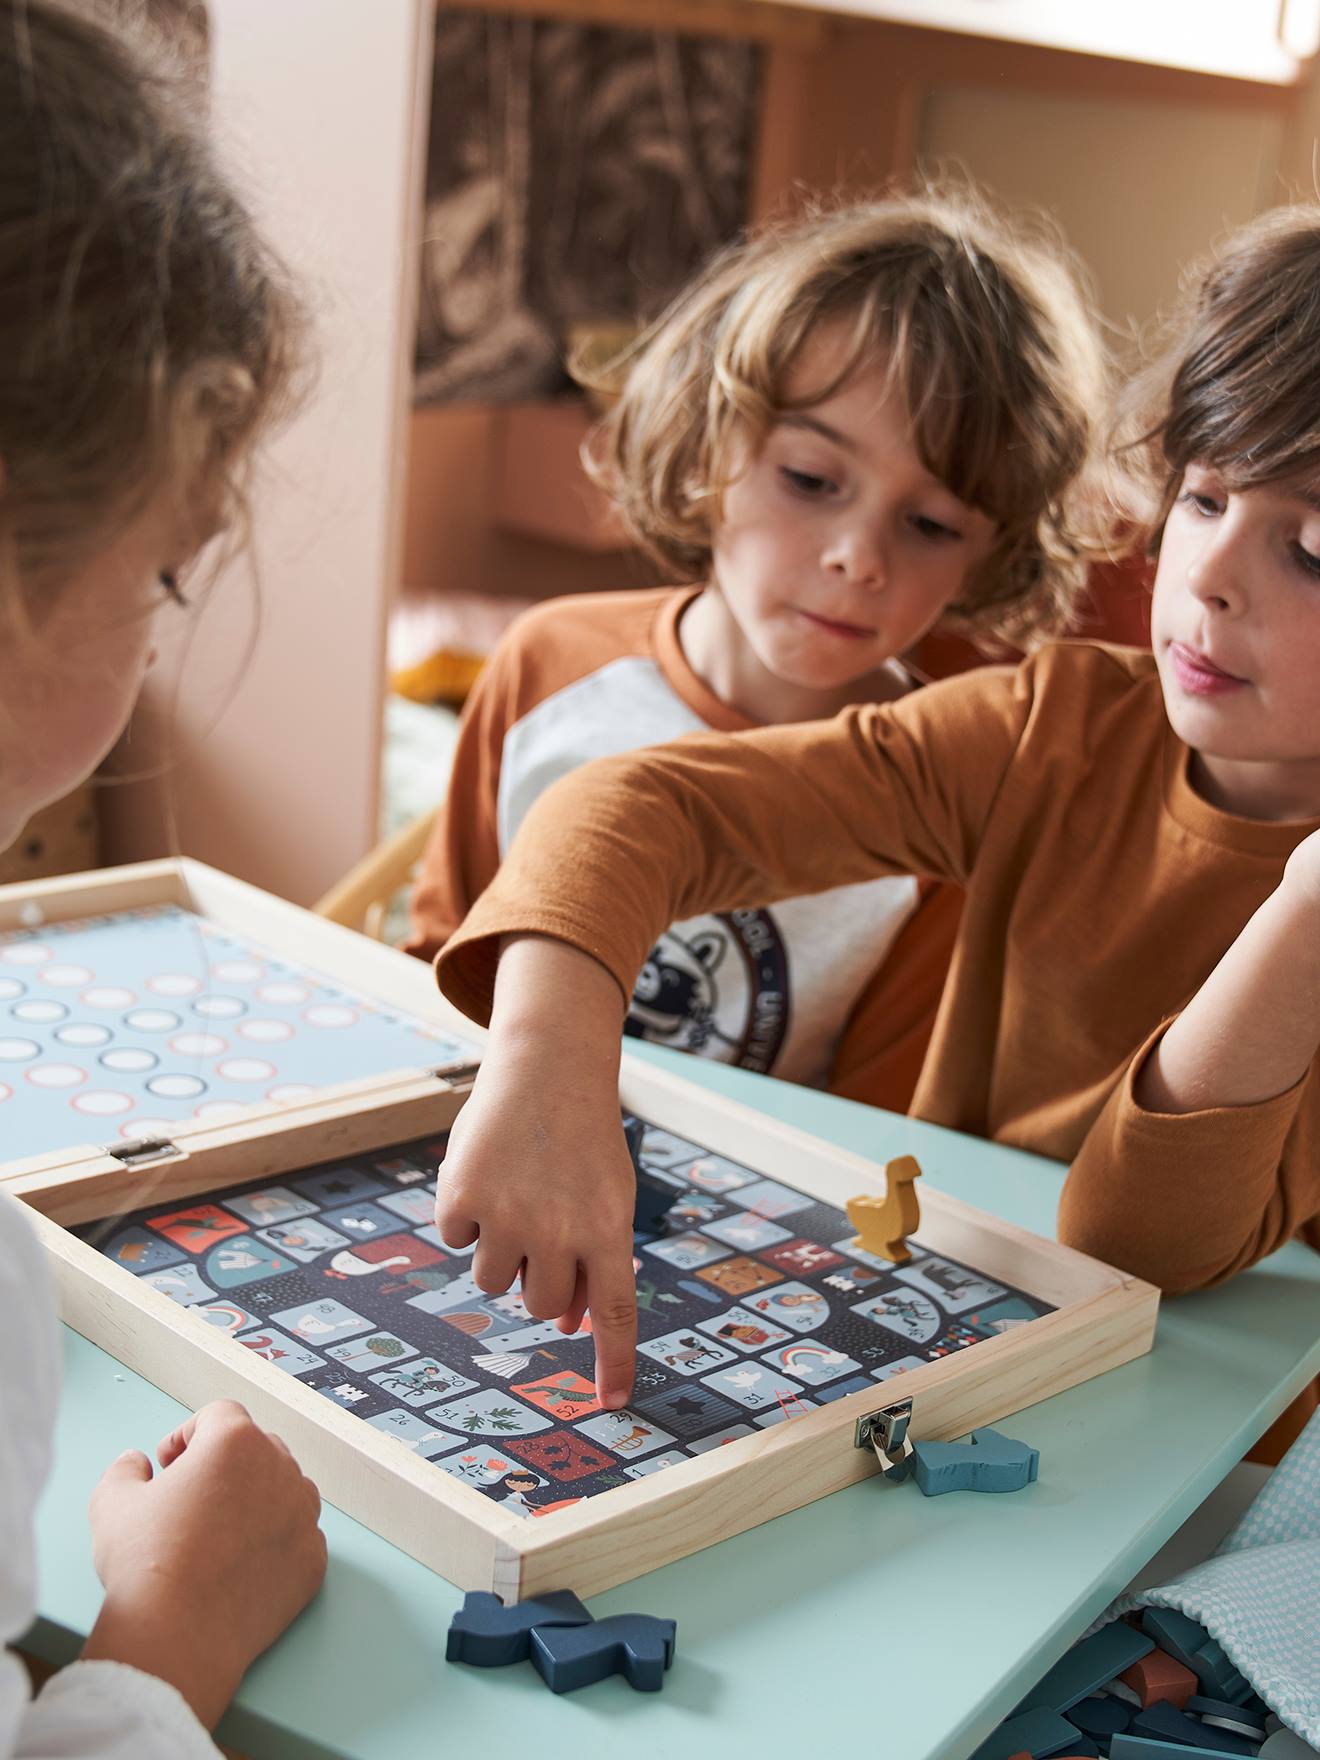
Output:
[498, 655, 920, 1086]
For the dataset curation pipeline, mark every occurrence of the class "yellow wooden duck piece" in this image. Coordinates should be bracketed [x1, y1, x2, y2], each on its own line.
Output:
[846, 1155, 923, 1264]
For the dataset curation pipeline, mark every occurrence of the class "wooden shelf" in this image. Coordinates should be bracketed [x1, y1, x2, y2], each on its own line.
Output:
[450, 0, 1317, 86]
[447, 0, 827, 49]
[758, 0, 1316, 86]
[494, 401, 630, 553]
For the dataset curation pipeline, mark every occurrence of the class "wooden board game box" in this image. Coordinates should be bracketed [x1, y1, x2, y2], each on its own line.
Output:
[0, 856, 483, 1174]
[0, 862, 1159, 1600]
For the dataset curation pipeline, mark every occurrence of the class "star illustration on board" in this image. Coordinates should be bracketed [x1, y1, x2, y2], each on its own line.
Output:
[670, 1396, 705, 1420]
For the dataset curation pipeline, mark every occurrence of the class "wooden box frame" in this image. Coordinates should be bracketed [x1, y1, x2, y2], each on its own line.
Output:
[1, 860, 1159, 1595]
[0, 856, 484, 1187]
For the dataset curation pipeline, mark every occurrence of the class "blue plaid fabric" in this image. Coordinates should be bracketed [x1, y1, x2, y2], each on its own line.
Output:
[1103, 1407, 1320, 1747]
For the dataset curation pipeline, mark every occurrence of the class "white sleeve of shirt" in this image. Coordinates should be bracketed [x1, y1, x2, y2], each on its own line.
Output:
[0, 1194, 220, 1760]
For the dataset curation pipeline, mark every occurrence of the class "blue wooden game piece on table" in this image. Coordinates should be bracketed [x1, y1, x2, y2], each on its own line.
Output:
[445, 1589, 591, 1668]
[1139, 1610, 1253, 1705]
[913, 1427, 1040, 1497]
[1131, 1700, 1256, 1754]
[1017, 1622, 1154, 1714]
[1110, 1737, 1254, 1760]
[970, 1707, 1088, 1760]
[528, 1613, 677, 1694]
[1066, 1694, 1134, 1741]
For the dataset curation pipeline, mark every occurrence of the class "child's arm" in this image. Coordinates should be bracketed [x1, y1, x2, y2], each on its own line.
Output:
[436, 935, 639, 1405]
[1059, 831, 1320, 1289]
[1135, 832, 1320, 1112]
[435, 670, 1024, 1401]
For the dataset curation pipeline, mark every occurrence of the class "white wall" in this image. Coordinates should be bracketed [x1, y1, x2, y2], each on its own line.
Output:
[919, 87, 1286, 338]
[101, 0, 432, 907]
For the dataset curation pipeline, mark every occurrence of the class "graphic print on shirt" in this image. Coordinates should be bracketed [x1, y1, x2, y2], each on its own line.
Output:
[494, 647, 923, 1085]
[625, 908, 790, 1074]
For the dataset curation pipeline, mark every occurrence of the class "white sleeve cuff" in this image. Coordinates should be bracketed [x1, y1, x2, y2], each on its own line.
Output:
[17, 1659, 220, 1760]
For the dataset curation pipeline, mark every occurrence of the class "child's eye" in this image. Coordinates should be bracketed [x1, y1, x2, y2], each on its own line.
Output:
[910, 513, 961, 542]
[1293, 542, 1320, 581]
[1177, 489, 1222, 518]
[779, 466, 835, 498]
[158, 569, 190, 610]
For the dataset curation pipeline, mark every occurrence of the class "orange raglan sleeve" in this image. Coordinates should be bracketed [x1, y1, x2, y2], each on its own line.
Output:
[436, 664, 1025, 1027]
[402, 630, 527, 964]
[1058, 1023, 1318, 1292]
[828, 880, 963, 1114]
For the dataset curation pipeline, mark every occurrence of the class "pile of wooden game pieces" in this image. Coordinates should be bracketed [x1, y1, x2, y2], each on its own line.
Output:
[971, 1607, 1309, 1758]
[447, 1589, 676, 1694]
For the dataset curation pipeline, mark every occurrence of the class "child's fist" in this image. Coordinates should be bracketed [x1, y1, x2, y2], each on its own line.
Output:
[86, 1400, 326, 1728]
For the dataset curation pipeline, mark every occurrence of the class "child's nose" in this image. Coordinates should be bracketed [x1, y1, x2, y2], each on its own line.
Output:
[1186, 528, 1247, 615]
[827, 527, 886, 586]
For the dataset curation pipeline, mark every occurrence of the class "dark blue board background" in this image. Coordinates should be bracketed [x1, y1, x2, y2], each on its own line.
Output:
[80, 1117, 1054, 1519]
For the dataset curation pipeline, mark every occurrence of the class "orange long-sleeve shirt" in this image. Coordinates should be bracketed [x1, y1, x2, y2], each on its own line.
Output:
[436, 640, 1320, 1295]
[407, 586, 962, 1112]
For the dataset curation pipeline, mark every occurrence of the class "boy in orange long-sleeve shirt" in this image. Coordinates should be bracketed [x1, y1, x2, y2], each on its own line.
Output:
[429, 207, 1320, 1414]
[406, 192, 1110, 1112]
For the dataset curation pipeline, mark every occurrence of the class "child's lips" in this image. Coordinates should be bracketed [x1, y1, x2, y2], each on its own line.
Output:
[1169, 641, 1249, 696]
[796, 607, 875, 640]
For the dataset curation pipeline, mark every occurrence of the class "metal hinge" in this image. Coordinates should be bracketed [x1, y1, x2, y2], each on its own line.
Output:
[854, 1397, 914, 1484]
[429, 1058, 481, 1093]
[103, 1136, 183, 1169]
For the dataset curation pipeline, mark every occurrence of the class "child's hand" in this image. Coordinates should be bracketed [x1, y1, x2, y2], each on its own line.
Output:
[84, 1400, 327, 1729]
[434, 935, 638, 1407]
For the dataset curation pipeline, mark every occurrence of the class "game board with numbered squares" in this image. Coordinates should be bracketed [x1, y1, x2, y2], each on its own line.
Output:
[0, 904, 473, 1161]
[80, 1115, 1056, 1519]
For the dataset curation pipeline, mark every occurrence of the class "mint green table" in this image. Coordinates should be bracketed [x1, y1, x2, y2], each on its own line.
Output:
[25, 1045, 1320, 1760]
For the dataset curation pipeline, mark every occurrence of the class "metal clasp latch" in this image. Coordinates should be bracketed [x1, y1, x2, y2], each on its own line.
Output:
[430, 1059, 481, 1093]
[103, 1137, 182, 1169]
[854, 1397, 914, 1484]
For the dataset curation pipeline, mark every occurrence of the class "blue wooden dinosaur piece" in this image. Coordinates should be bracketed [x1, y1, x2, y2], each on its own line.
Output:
[445, 1589, 591, 1668]
[529, 1613, 677, 1694]
[447, 1590, 677, 1693]
[911, 1426, 1040, 1497]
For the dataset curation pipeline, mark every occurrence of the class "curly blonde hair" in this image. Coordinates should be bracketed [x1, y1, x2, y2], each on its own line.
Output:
[0, 0, 305, 609]
[581, 188, 1114, 645]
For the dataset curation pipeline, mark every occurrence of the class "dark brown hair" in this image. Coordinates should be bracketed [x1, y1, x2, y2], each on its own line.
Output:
[0, 0, 304, 606]
[579, 188, 1114, 645]
[1123, 205, 1320, 538]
